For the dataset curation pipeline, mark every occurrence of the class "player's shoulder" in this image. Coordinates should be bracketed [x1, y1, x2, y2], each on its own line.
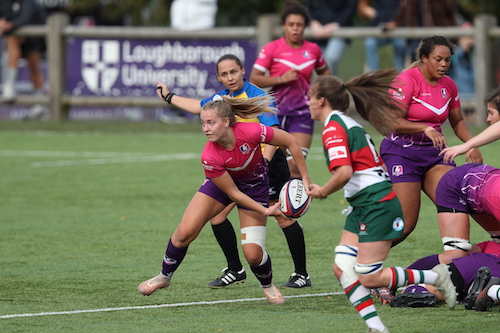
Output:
[244, 81, 267, 97]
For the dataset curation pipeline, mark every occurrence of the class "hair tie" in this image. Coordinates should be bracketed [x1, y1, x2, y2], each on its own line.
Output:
[341, 83, 345, 89]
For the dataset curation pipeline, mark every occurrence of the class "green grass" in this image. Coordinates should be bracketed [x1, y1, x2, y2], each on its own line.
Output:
[0, 120, 498, 333]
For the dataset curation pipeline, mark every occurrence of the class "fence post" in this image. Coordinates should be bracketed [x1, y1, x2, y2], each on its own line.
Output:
[473, 14, 497, 126]
[256, 14, 279, 52]
[47, 12, 69, 120]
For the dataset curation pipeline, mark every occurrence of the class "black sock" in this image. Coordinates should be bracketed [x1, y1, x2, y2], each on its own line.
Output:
[282, 221, 307, 276]
[212, 219, 243, 272]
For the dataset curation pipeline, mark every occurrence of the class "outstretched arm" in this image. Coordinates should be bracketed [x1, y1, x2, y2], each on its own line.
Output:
[441, 120, 500, 163]
[448, 107, 483, 163]
[156, 81, 203, 114]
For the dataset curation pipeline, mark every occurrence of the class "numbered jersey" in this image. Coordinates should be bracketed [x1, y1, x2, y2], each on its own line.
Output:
[322, 111, 393, 206]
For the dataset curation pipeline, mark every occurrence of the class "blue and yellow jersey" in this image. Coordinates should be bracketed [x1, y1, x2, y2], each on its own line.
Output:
[200, 80, 279, 127]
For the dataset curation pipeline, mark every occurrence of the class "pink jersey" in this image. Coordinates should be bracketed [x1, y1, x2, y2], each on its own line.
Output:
[201, 122, 275, 182]
[253, 37, 327, 116]
[477, 241, 500, 258]
[391, 66, 460, 127]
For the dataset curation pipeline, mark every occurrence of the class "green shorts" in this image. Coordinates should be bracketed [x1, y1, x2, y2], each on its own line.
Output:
[344, 197, 404, 243]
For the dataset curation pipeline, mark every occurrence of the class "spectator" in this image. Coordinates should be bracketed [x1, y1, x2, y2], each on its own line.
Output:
[358, 0, 406, 71]
[388, 0, 458, 62]
[159, 0, 218, 123]
[170, 0, 217, 31]
[304, 0, 357, 76]
[0, 0, 47, 119]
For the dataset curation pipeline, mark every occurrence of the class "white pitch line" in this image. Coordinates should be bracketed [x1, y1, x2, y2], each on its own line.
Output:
[31, 153, 200, 168]
[0, 150, 150, 158]
[0, 292, 342, 319]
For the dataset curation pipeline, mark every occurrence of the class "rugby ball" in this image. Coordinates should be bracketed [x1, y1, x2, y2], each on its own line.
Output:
[279, 179, 312, 218]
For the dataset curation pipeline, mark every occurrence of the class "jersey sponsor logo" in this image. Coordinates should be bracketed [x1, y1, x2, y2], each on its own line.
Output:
[202, 160, 213, 171]
[392, 165, 403, 177]
[260, 124, 268, 142]
[323, 126, 337, 133]
[441, 88, 448, 99]
[392, 87, 405, 100]
[328, 146, 347, 161]
[325, 137, 344, 147]
[239, 143, 251, 154]
[393, 217, 404, 231]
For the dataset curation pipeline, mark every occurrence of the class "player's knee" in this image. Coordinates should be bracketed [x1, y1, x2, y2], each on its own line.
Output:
[355, 262, 384, 288]
[241, 226, 266, 265]
[334, 245, 359, 289]
[442, 237, 472, 252]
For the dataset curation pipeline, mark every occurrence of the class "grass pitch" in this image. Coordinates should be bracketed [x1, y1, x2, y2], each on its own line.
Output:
[0, 120, 498, 333]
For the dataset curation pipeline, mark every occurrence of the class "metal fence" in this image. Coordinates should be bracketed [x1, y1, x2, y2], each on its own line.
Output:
[4, 12, 500, 125]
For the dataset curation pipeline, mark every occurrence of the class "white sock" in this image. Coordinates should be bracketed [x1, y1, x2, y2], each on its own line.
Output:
[487, 285, 500, 301]
[5, 68, 18, 84]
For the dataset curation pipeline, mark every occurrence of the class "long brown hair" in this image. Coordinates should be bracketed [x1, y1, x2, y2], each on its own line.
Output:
[310, 70, 405, 135]
[201, 95, 277, 127]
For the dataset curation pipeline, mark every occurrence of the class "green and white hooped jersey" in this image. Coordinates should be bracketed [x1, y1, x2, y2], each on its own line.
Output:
[322, 110, 393, 207]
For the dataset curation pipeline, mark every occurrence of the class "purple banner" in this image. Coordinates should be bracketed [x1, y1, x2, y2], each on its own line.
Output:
[66, 38, 258, 99]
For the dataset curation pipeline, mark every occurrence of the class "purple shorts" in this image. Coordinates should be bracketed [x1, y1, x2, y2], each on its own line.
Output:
[198, 177, 269, 210]
[278, 111, 314, 136]
[380, 138, 455, 183]
[435, 165, 473, 213]
[452, 252, 500, 301]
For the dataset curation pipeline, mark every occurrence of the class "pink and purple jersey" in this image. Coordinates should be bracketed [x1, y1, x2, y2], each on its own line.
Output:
[436, 163, 500, 215]
[201, 122, 275, 184]
[253, 37, 327, 116]
[388, 66, 460, 147]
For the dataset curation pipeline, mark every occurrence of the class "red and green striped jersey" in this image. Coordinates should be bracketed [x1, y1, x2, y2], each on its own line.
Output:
[322, 111, 393, 207]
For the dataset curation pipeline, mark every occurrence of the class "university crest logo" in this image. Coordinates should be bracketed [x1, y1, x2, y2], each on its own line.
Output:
[81, 40, 120, 94]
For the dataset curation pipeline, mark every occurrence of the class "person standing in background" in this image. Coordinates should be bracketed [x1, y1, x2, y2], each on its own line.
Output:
[387, 0, 458, 62]
[0, 0, 47, 119]
[357, 0, 406, 71]
[304, 0, 357, 76]
[170, 0, 217, 31]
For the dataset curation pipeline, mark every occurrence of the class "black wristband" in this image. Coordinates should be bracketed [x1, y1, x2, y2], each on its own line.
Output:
[165, 92, 176, 104]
